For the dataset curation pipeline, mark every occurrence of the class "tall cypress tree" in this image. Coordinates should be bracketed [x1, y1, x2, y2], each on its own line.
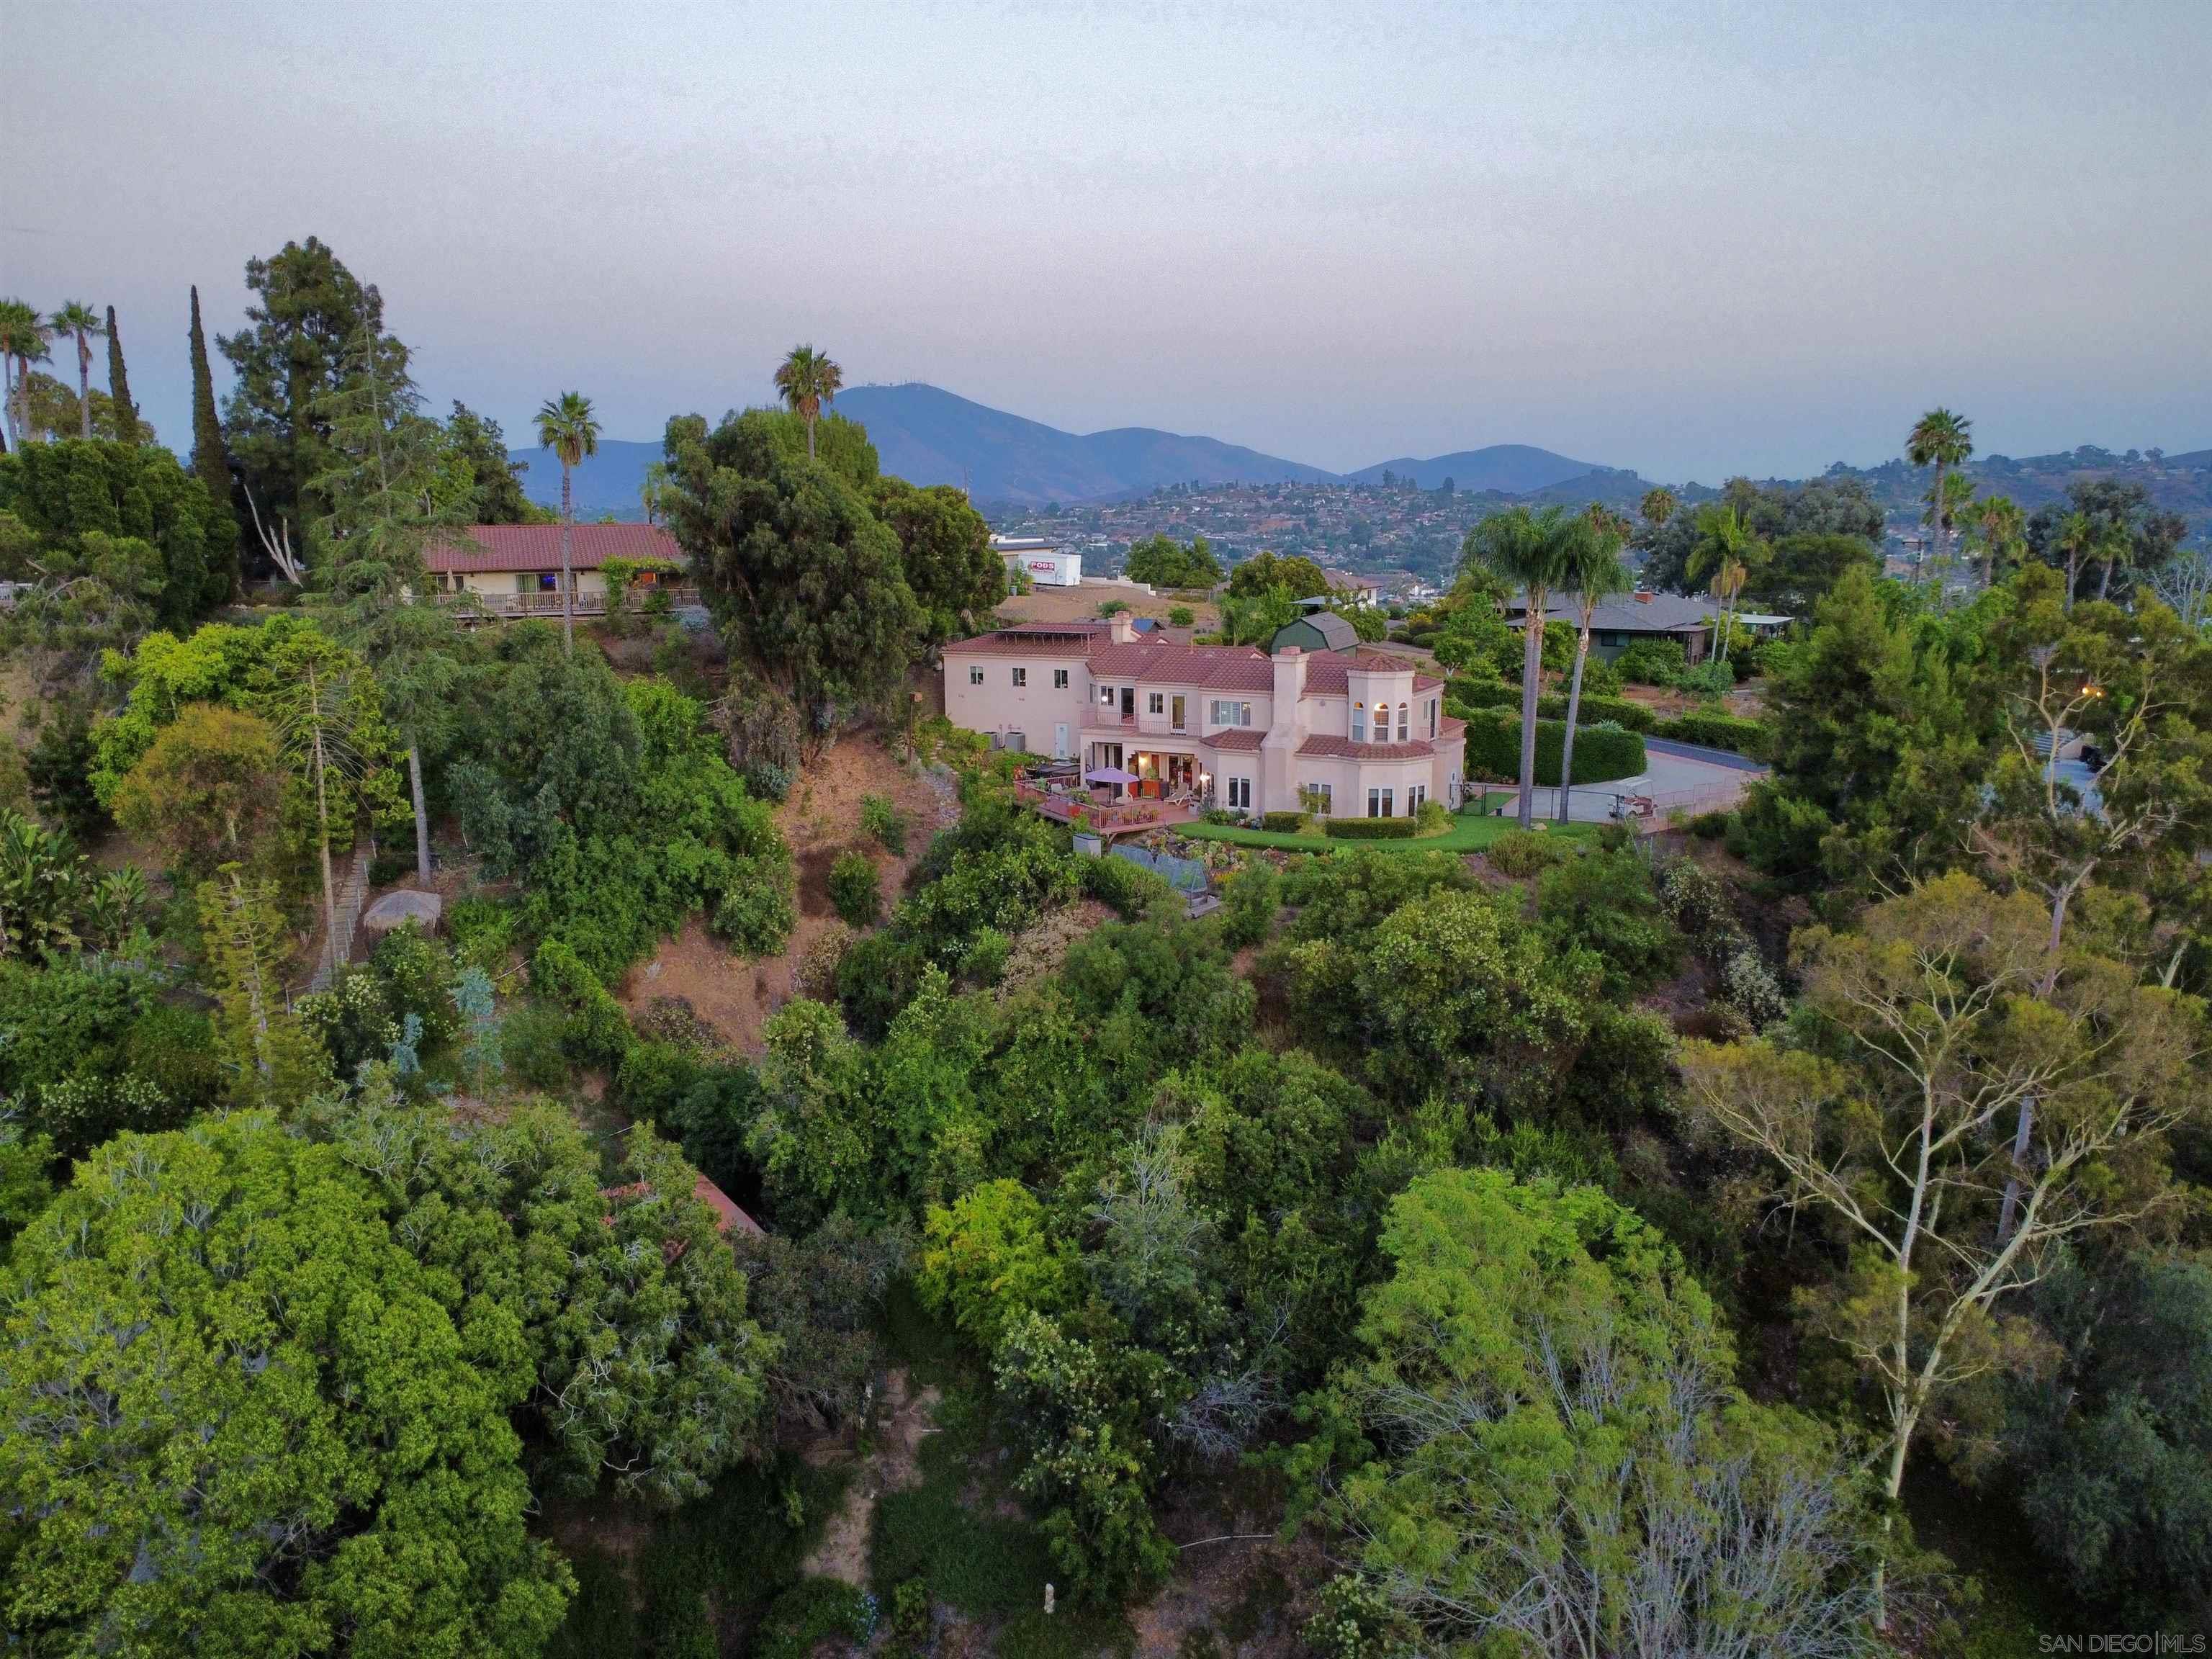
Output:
[188, 287, 243, 597]
[189, 287, 230, 496]
[104, 305, 141, 444]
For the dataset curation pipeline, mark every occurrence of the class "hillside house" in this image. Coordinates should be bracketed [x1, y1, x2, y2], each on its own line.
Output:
[427, 524, 696, 618]
[943, 615, 1462, 820]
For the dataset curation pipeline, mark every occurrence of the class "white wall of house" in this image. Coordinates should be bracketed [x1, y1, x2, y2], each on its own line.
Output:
[945, 652, 1092, 757]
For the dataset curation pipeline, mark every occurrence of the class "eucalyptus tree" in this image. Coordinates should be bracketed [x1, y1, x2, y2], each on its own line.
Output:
[1464, 505, 1575, 827]
[1906, 406, 1973, 581]
[1678, 873, 2201, 1630]
[46, 302, 104, 441]
[535, 390, 598, 654]
[1556, 507, 1633, 823]
[773, 343, 843, 459]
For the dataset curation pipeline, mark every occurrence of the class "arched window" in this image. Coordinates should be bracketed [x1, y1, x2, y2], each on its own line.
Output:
[1397, 703, 1410, 742]
[1352, 703, 1367, 743]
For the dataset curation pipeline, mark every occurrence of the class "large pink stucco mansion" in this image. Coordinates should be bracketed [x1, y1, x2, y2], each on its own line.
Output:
[941, 615, 1465, 820]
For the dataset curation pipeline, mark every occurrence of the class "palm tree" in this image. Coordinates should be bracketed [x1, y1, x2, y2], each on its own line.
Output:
[0, 298, 53, 449]
[1906, 408, 1974, 584]
[534, 392, 600, 655]
[47, 302, 104, 441]
[1961, 494, 2024, 590]
[1687, 503, 1763, 662]
[1467, 505, 1577, 828]
[2054, 511, 2096, 612]
[1638, 486, 1677, 531]
[1556, 509, 1634, 824]
[773, 344, 843, 459]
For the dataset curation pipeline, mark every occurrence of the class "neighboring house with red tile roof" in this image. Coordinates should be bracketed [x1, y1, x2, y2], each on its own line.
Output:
[943, 613, 1462, 822]
[426, 524, 691, 616]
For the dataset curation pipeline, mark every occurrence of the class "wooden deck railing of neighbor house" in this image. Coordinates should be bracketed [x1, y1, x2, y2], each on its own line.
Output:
[461, 586, 701, 620]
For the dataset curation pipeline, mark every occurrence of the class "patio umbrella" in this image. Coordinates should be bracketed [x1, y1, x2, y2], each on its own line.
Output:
[1084, 766, 1138, 785]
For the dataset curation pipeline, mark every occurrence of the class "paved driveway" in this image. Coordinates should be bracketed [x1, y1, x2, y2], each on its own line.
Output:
[1483, 740, 1769, 824]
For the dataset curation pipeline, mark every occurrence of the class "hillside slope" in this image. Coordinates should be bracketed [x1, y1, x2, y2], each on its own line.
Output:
[1345, 444, 1598, 493]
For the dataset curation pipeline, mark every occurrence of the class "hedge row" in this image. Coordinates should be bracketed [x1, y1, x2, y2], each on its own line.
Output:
[1322, 816, 1422, 840]
[1650, 712, 1771, 758]
[1463, 713, 1647, 786]
[1259, 811, 1308, 833]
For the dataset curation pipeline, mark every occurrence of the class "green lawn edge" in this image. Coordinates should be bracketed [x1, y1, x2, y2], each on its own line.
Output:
[1178, 798, 1597, 853]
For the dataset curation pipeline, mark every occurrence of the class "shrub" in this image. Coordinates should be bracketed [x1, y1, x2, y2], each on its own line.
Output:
[795, 922, 854, 1000]
[500, 1002, 572, 1090]
[1413, 798, 1449, 835]
[1652, 712, 1770, 758]
[1168, 606, 1195, 626]
[530, 938, 634, 1069]
[1202, 808, 1245, 826]
[714, 855, 799, 953]
[1485, 827, 1567, 877]
[860, 793, 908, 855]
[448, 896, 518, 974]
[1463, 714, 1645, 785]
[961, 926, 1011, 986]
[1685, 810, 1731, 840]
[1576, 655, 1624, 696]
[1614, 638, 1687, 685]
[743, 760, 793, 803]
[1082, 853, 1181, 920]
[1322, 816, 1420, 840]
[1217, 863, 1282, 948]
[755, 1578, 879, 1659]
[1675, 659, 1735, 701]
[829, 852, 883, 927]
[1444, 678, 1518, 716]
[1534, 691, 1655, 732]
[1259, 811, 1308, 834]
[1097, 599, 1129, 617]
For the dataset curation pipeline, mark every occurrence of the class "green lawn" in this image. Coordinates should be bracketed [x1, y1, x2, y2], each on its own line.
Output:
[1179, 797, 1593, 853]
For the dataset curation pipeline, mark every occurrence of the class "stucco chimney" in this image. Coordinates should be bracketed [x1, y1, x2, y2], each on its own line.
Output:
[1271, 645, 1307, 734]
[1109, 612, 1138, 643]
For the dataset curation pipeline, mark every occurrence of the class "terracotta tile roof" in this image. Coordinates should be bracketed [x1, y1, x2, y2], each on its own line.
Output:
[1089, 640, 1277, 691]
[427, 523, 687, 574]
[1297, 734, 1439, 760]
[1302, 650, 1422, 695]
[1201, 728, 1264, 752]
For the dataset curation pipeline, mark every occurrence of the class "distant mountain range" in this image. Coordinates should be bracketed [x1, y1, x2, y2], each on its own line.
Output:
[509, 383, 1605, 513]
[1344, 446, 1599, 493]
[510, 386, 2208, 534]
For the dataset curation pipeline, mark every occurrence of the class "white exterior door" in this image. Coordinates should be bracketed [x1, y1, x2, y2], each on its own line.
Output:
[1054, 723, 1071, 759]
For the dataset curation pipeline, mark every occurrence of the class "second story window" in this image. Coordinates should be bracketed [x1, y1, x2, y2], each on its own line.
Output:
[1012, 667, 1027, 688]
[1427, 698, 1437, 738]
[1397, 705, 1409, 742]
[1148, 692, 1165, 715]
[1054, 668, 1070, 688]
[968, 666, 984, 685]
[1352, 704, 1366, 743]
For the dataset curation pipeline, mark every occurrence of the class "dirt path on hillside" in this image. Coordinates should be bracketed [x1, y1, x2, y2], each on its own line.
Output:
[619, 734, 956, 1057]
[801, 1367, 941, 1588]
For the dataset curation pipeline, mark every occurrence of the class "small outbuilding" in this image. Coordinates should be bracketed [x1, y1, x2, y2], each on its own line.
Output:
[1270, 611, 1359, 655]
[361, 889, 444, 936]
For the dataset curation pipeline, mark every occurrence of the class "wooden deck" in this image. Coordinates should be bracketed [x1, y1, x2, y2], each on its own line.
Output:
[1014, 780, 1201, 837]
[454, 586, 702, 620]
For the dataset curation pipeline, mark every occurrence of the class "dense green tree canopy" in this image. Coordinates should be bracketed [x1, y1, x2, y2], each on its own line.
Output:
[219, 238, 400, 536]
[1125, 533, 1223, 589]
[662, 408, 920, 719]
[1226, 549, 1330, 598]
[1301, 1168, 1878, 1656]
[870, 475, 1002, 647]
[0, 436, 235, 627]
[0, 1112, 573, 1658]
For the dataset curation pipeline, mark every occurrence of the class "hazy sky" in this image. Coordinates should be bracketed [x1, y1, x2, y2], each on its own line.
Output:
[5, 1, 2208, 482]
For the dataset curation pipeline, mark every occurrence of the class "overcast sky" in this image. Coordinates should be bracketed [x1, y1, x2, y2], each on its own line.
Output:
[4, 1, 2208, 483]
